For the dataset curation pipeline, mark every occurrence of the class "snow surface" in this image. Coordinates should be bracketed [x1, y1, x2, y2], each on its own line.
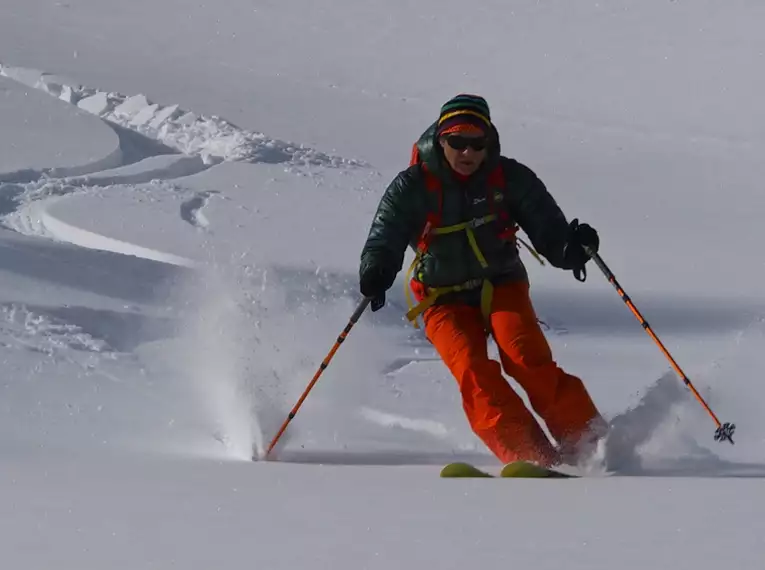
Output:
[0, 74, 120, 181]
[1, 1, 765, 568]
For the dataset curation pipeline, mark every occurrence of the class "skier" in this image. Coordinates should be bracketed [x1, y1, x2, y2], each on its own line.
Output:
[359, 94, 606, 467]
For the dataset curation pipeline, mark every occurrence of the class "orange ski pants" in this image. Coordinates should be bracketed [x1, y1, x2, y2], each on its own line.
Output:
[423, 280, 602, 466]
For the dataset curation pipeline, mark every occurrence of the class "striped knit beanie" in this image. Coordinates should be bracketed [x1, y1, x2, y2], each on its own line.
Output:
[436, 94, 492, 137]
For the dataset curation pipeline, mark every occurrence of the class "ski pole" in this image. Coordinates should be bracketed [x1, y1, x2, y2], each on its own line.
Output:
[263, 297, 371, 459]
[583, 246, 736, 445]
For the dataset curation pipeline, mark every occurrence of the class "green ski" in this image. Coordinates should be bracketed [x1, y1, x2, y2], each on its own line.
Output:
[439, 462, 495, 478]
[440, 461, 577, 478]
[500, 461, 576, 478]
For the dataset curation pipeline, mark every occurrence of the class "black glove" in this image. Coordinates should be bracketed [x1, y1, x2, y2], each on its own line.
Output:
[360, 265, 397, 311]
[563, 218, 599, 281]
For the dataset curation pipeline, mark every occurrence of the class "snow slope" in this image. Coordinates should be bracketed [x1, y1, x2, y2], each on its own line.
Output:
[1, 1, 765, 568]
[0, 74, 120, 181]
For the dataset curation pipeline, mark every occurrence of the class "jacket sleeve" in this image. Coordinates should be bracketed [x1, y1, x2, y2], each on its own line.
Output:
[360, 166, 424, 278]
[501, 158, 573, 269]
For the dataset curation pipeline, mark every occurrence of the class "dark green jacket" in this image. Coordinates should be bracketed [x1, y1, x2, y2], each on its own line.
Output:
[360, 122, 575, 305]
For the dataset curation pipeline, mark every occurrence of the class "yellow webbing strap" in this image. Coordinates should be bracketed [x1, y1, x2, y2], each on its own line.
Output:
[404, 215, 497, 329]
[404, 279, 484, 326]
[465, 227, 489, 268]
[404, 252, 422, 322]
[430, 215, 496, 238]
[480, 280, 493, 324]
[403, 216, 543, 330]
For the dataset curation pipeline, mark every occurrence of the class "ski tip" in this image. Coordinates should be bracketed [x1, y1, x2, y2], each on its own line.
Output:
[440, 462, 494, 478]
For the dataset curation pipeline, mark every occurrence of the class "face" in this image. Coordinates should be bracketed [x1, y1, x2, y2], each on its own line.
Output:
[439, 132, 488, 176]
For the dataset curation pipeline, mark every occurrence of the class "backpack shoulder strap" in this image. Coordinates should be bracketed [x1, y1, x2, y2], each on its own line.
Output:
[409, 141, 442, 224]
[409, 142, 420, 167]
[493, 160, 546, 266]
[488, 162, 505, 188]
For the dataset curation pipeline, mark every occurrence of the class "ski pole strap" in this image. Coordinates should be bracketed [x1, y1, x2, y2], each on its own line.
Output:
[517, 236, 545, 266]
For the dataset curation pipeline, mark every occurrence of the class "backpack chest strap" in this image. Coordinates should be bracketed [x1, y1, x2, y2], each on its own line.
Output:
[430, 214, 497, 269]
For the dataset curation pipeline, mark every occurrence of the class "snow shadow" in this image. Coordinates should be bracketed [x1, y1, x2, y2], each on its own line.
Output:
[0, 184, 27, 216]
[263, 265, 358, 307]
[21, 304, 178, 353]
[109, 123, 178, 166]
[259, 264, 424, 334]
[632, 458, 765, 478]
[530, 287, 757, 336]
[180, 191, 216, 229]
[0, 230, 191, 304]
[269, 449, 493, 466]
[261, 264, 758, 338]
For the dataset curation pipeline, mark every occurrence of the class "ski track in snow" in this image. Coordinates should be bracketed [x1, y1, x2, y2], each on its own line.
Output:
[0, 61, 392, 463]
[0, 61, 375, 268]
[0, 178, 199, 267]
[358, 407, 452, 439]
[0, 60, 377, 420]
[0, 62, 369, 172]
[180, 191, 216, 230]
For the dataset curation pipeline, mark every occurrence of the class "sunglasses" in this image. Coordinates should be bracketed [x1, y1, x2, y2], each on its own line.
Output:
[444, 135, 488, 152]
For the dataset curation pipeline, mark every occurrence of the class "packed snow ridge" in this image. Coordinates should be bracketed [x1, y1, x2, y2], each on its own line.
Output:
[0, 63, 369, 171]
